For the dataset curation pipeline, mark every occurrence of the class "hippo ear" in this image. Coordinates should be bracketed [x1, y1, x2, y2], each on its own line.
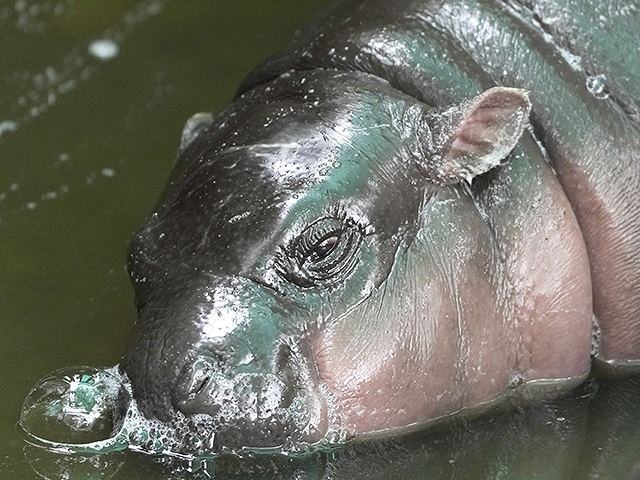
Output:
[179, 112, 214, 152]
[425, 87, 531, 184]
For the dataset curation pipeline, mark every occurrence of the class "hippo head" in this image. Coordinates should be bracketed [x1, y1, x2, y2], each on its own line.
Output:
[122, 70, 531, 453]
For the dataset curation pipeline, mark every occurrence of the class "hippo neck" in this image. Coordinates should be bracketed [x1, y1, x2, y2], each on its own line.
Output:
[239, 1, 573, 107]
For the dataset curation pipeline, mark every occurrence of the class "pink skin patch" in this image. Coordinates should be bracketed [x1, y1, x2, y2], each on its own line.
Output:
[311, 154, 592, 437]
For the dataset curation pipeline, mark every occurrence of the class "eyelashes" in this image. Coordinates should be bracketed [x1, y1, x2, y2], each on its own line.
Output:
[276, 215, 365, 288]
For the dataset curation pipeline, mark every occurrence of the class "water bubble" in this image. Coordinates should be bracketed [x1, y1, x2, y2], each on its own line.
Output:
[143, 438, 156, 452]
[152, 438, 165, 453]
[20, 366, 121, 445]
[182, 433, 203, 452]
[331, 161, 342, 168]
[586, 74, 609, 99]
[128, 426, 149, 446]
[324, 430, 343, 444]
[88, 39, 120, 61]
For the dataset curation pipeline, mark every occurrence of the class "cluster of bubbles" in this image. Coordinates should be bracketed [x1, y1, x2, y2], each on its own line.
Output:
[19, 363, 348, 460]
[19, 365, 232, 458]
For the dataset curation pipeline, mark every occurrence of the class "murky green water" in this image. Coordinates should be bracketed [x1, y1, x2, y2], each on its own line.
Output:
[1, 1, 640, 479]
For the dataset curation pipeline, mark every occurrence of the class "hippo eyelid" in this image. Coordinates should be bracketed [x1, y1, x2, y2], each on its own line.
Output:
[295, 218, 344, 260]
[277, 216, 363, 287]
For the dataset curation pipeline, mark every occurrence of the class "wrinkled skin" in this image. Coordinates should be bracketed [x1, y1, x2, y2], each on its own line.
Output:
[122, 0, 640, 451]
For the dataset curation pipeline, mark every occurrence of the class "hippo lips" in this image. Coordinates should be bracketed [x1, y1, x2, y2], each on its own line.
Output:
[170, 355, 330, 451]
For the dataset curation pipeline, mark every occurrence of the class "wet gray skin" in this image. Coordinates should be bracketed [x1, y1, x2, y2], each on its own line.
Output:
[119, 0, 640, 453]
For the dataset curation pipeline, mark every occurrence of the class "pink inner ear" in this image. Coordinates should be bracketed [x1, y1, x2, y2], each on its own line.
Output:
[449, 110, 498, 159]
[443, 87, 531, 182]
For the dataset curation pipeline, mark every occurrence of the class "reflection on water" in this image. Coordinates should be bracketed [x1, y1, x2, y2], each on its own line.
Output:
[2, 0, 640, 479]
[23, 445, 127, 480]
[19, 375, 640, 479]
[0, 0, 167, 141]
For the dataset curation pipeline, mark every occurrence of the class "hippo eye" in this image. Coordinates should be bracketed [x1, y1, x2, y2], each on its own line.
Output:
[279, 217, 362, 287]
[312, 235, 338, 259]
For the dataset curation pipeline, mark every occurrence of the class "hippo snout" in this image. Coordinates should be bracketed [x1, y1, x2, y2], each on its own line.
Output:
[121, 276, 328, 451]
[173, 358, 299, 449]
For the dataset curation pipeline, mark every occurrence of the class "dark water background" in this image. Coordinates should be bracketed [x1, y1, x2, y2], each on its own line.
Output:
[1, 1, 640, 479]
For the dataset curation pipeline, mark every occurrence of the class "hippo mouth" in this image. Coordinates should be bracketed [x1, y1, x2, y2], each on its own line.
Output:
[19, 358, 333, 457]
[20, 279, 335, 457]
[167, 350, 330, 452]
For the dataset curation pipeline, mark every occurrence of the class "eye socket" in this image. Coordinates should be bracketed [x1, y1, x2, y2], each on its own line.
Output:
[279, 217, 363, 287]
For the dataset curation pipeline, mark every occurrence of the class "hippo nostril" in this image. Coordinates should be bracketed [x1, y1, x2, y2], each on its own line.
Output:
[184, 357, 216, 398]
[190, 372, 211, 396]
[276, 343, 297, 408]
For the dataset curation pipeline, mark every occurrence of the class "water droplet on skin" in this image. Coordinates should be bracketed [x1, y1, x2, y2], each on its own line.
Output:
[586, 74, 609, 99]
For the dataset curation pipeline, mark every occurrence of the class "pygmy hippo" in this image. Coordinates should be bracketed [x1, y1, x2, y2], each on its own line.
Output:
[35, 0, 640, 455]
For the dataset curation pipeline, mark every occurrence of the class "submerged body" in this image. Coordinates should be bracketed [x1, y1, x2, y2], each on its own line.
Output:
[23, 0, 640, 455]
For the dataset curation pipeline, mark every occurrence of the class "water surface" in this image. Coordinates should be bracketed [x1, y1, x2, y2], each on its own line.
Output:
[1, 1, 640, 479]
